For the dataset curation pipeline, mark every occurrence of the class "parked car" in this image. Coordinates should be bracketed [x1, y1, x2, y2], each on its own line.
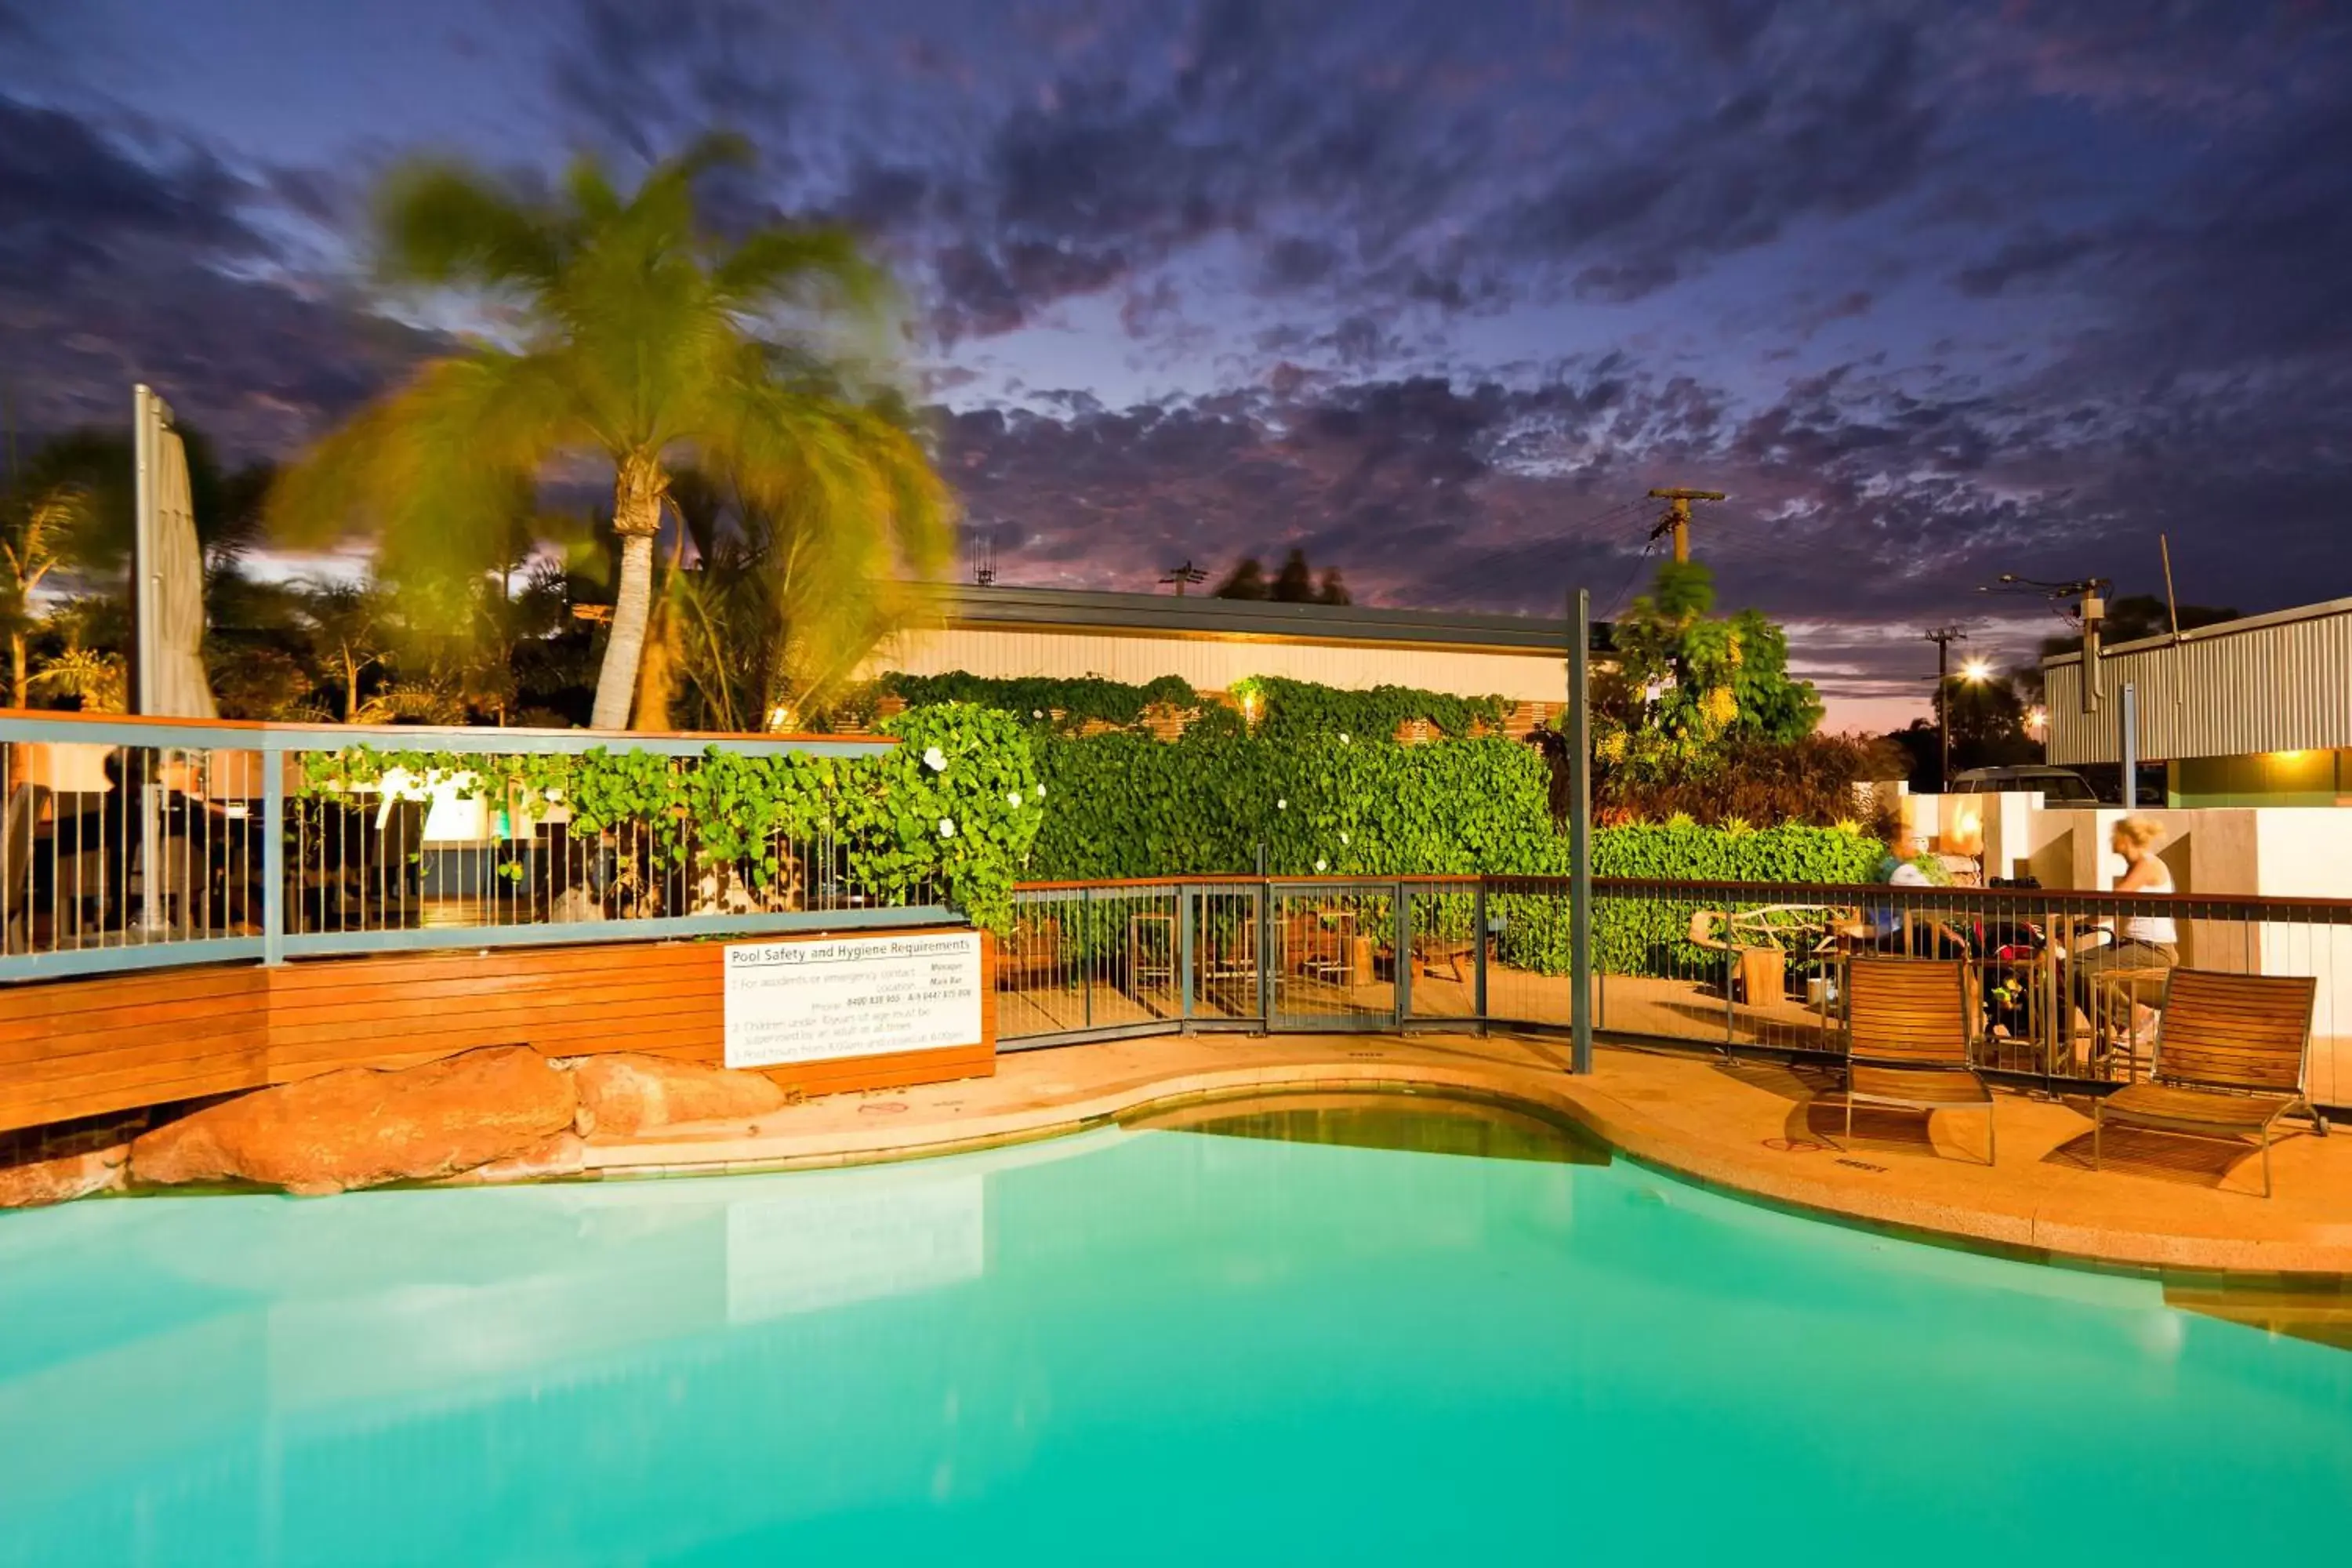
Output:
[1947, 765, 2100, 804]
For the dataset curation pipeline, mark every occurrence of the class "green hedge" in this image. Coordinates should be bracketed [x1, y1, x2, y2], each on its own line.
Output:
[1025, 732, 1883, 975]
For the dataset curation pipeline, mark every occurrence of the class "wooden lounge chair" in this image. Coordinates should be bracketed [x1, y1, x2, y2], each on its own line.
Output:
[1841, 956, 1994, 1164]
[2093, 969, 2325, 1198]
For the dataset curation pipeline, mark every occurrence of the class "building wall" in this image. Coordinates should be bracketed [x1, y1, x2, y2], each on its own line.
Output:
[2168, 750, 2352, 808]
[2045, 596, 2352, 764]
[860, 625, 1568, 704]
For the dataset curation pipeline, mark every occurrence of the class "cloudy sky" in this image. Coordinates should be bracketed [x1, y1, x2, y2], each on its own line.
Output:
[4, 0, 2347, 728]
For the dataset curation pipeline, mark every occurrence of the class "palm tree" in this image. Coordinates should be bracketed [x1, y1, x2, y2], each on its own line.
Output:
[291, 579, 392, 722]
[0, 478, 93, 706]
[270, 134, 953, 729]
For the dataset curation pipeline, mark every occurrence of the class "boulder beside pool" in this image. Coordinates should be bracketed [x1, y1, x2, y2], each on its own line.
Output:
[567, 1052, 792, 1137]
[0, 1145, 129, 1209]
[130, 1046, 578, 1196]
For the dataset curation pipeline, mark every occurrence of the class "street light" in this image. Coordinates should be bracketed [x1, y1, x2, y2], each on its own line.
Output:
[1959, 657, 1992, 684]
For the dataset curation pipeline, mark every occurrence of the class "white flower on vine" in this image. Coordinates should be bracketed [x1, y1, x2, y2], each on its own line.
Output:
[1339, 732, 1350, 744]
[1315, 858, 1328, 873]
[938, 817, 956, 838]
[1032, 709, 1044, 719]
[1340, 832, 1350, 845]
[1007, 792, 1022, 808]
[1033, 781, 1045, 797]
[1276, 797, 1287, 810]
[923, 746, 948, 771]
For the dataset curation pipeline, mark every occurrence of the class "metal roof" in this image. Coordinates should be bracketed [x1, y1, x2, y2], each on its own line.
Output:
[923, 584, 1598, 653]
[2042, 593, 2352, 763]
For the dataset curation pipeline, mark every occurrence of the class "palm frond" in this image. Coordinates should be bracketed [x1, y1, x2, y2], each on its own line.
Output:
[376, 162, 562, 290]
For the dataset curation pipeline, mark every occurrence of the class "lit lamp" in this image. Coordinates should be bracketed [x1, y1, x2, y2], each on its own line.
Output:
[1942, 800, 1984, 858]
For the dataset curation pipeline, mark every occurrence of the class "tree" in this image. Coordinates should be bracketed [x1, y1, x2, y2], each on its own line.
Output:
[1213, 557, 1269, 600]
[1602, 560, 1821, 775]
[290, 579, 393, 723]
[28, 598, 126, 713]
[1216, 547, 1351, 604]
[1272, 547, 1316, 602]
[0, 475, 93, 706]
[269, 133, 953, 729]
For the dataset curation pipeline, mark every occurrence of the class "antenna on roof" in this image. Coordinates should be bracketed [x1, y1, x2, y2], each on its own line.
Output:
[1159, 561, 1207, 596]
[969, 529, 998, 587]
[2159, 533, 2187, 706]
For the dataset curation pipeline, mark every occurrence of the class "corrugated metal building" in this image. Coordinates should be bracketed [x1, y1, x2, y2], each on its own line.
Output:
[856, 586, 1578, 732]
[2044, 595, 2352, 806]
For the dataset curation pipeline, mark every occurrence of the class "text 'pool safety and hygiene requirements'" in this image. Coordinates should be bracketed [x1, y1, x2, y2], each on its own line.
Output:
[723, 931, 984, 1069]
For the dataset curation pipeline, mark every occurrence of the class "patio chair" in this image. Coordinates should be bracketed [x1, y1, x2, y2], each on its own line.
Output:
[2093, 969, 2324, 1198]
[1690, 909, 1783, 1006]
[1840, 956, 1995, 1165]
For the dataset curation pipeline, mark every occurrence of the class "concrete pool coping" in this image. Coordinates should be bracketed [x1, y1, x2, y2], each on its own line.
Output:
[451, 1033, 2352, 1275]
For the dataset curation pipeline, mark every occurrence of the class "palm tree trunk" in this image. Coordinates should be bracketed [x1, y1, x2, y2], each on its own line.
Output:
[9, 633, 25, 710]
[591, 456, 668, 729]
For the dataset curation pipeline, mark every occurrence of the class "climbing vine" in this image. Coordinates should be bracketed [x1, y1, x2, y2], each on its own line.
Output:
[293, 704, 1044, 931]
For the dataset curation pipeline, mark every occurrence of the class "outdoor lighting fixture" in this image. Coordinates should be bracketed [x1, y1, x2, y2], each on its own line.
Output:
[768, 705, 797, 732]
[1960, 657, 1993, 683]
[2026, 706, 2047, 733]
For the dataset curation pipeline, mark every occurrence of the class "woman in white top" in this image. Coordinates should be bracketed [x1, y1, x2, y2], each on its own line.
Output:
[2071, 815, 2178, 1038]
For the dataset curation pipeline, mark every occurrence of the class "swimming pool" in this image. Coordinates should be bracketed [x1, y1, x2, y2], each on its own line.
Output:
[2, 1091, 2346, 1565]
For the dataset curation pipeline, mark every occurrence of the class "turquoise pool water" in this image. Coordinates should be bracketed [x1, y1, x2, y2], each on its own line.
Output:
[2, 1093, 2347, 1566]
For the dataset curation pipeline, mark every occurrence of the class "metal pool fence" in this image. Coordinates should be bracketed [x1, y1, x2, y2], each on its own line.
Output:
[996, 877, 1491, 1047]
[999, 873, 2352, 1108]
[1, 713, 954, 982]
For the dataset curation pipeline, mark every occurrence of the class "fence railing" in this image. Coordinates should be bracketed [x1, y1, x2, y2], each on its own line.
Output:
[996, 877, 1490, 1047]
[1, 712, 956, 982]
[999, 873, 2352, 1109]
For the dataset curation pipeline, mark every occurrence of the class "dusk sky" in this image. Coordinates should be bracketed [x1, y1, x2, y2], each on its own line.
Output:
[3, 0, 2347, 728]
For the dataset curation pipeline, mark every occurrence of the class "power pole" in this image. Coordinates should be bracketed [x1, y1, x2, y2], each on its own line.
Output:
[1646, 488, 1726, 564]
[1922, 625, 1969, 789]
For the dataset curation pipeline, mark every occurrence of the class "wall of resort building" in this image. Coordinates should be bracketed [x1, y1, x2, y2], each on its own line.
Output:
[2045, 594, 2352, 808]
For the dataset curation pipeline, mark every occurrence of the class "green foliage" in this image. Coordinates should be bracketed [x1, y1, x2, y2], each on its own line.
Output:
[1022, 728, 1882, 975]
[1573, 821, 1887, 977]
[293, 702, 1041, 932]
[1234, 677, 1511, 742]
[270, 134, 952, 728]
[1601, 560, 1822, 774]
[1029, 731, 1558, 882]
[869, 670, 1205, 735]
[1587, 732, 1904, 833]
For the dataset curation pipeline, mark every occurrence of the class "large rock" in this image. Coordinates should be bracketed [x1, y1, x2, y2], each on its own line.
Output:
[0, 1145, 128, 1208]
[131, 1047, 577, 1196]
[445, 1131, 586, 1186]
[570, 1053, 790, 1137]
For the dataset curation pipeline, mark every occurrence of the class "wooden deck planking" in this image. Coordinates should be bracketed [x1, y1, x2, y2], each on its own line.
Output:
[0, 928, 993, 1136]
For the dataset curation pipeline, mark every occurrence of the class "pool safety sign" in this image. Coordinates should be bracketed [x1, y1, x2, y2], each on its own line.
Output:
[723, 931, 984, 1069]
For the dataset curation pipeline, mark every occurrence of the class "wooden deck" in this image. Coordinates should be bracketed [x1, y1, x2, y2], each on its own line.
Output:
[0, 929, 996, 1138]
